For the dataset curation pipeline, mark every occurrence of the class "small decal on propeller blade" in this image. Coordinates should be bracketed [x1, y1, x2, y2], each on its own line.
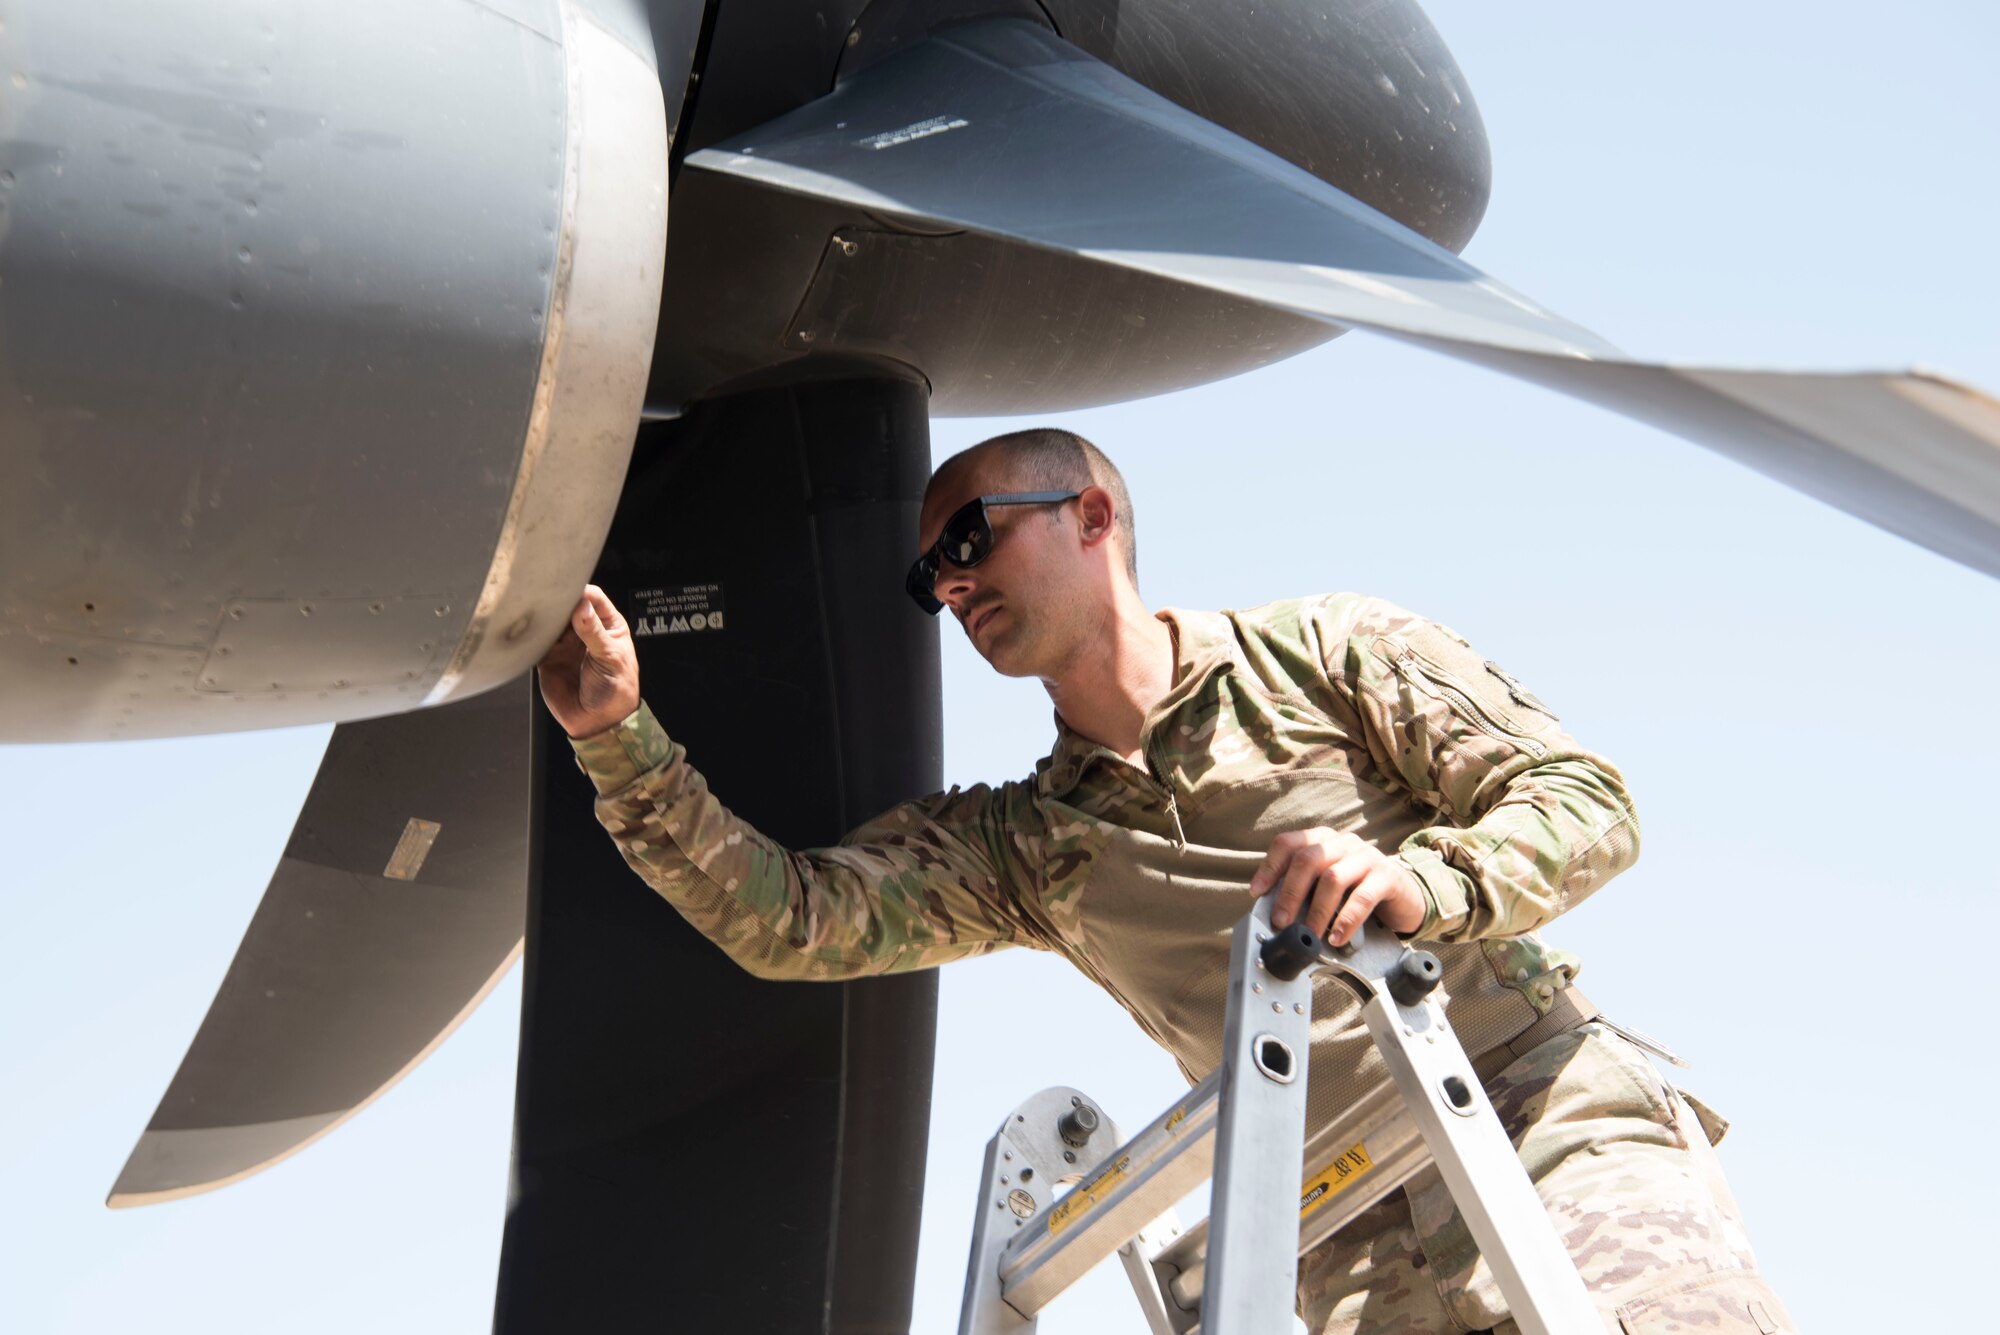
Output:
[384, 818, 442, 881]
[630, 583, 726, 638]
[859, 116, 969, 151]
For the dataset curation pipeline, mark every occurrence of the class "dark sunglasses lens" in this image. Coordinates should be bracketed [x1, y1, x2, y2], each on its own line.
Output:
[905, 556, 943, 615]
[904, 499, 991, 615]
[939, 504, 992, 568]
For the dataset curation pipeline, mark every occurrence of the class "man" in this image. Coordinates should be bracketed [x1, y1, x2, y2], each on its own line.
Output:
[538, 428, 1791, 1334]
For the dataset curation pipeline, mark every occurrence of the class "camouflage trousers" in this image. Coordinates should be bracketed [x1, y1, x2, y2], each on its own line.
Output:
[1296, 1024, 1796, 1334]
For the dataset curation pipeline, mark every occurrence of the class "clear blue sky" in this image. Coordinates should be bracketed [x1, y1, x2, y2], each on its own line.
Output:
[5, 3, 1996, 1330]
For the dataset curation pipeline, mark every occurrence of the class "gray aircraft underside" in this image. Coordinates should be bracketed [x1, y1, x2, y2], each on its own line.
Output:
[10, 0, 1996, 750]
[2, 0, 1996, 1318]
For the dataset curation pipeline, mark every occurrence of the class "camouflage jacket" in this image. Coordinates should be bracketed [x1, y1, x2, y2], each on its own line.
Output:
[573, 595, 1640, 1121]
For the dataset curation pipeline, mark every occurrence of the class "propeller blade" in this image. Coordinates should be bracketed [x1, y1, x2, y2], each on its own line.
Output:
[687, 18, 2000, 579]
[497, 379, 940, 1332]
[107, 678, 530, 1207]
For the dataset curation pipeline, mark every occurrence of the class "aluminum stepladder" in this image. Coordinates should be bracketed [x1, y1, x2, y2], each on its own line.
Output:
[956, 899, 1607, 1335]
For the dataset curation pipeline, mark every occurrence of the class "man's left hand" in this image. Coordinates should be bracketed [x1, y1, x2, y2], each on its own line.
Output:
[1250, 829, 1426, 946]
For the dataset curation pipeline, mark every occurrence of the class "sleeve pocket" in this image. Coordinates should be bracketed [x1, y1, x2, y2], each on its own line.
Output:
[1379, 623, 1562, 754]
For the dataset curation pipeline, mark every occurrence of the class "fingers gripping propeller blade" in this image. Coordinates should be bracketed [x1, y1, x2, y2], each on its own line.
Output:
[107, 679, 530, 1207]
[686, 18, 2000, 581]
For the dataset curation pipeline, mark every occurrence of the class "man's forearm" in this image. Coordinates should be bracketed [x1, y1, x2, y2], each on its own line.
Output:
[572, 701, 1037, 980]
[1399, 753, 1640, 942]
[1313, 595, 1642, 943]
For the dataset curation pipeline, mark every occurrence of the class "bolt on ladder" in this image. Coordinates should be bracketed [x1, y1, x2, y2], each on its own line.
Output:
[956, 899, 1607, 1335]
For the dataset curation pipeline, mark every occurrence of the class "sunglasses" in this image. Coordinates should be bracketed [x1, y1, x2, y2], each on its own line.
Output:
[905, 491, 1081, 615]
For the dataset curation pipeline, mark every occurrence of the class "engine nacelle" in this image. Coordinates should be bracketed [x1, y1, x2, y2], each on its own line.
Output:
[0, 0, 671, 740]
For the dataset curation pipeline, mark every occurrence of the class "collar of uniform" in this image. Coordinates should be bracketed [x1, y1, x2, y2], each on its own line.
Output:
[1154, 605, 1236, 697]
[1034, 606, 1238, 801]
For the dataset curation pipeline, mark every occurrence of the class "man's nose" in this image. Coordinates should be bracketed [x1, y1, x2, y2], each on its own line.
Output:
[936, 566, 979, 616]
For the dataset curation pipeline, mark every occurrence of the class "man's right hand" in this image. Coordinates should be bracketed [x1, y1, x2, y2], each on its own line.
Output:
[537, 585, 642, 739]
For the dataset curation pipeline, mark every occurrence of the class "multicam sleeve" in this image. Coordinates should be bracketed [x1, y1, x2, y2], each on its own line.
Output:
[570, 700, 1044, 981]
[1310, 596, 1642, 943]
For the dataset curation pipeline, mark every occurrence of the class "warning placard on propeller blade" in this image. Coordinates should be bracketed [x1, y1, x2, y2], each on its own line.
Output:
[630, 584, 726, 637]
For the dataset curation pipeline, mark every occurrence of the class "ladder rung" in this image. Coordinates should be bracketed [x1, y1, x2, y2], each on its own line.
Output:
[1154, 1079, 1431, 1314]
[998, 1070, 1222, 1315]
[959, 908, 1609, 1335]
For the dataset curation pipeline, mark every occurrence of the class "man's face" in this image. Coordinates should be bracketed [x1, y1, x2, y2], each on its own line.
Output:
[914, 459, 1092, 677]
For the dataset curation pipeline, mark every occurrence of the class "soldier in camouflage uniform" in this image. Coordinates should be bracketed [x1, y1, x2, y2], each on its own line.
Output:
[538, 428, 1794, 1334]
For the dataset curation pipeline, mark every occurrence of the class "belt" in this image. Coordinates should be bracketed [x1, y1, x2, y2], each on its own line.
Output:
[1469, 986, 1599, 1083]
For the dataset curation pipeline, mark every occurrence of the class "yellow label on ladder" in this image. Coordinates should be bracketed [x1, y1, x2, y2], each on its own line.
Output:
[1048, 1154, 1132, 1236]
[1299, 1142, 1375, 1218]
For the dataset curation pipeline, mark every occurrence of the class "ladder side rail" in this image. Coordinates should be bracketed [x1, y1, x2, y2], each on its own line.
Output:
[1200, 904, 1320, 1335]
[1355, 979, 1605, 1335]
[1117, 1212, 1191, 1335]
[960, 1126, 1033, 1335]
[958, 1086, 1123, 1335]
[961, 910, 1609, 1335]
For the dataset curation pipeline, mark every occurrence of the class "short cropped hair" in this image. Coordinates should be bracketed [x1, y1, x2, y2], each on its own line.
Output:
[931, 428, 1139, 583]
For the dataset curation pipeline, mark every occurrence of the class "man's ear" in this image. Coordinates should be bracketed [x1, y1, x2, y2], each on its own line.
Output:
[1074, 485, 1117, 550]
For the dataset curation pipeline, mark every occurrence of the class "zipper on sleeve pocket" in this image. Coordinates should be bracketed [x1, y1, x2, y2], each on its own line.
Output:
[1396, 646, 1549, 759]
